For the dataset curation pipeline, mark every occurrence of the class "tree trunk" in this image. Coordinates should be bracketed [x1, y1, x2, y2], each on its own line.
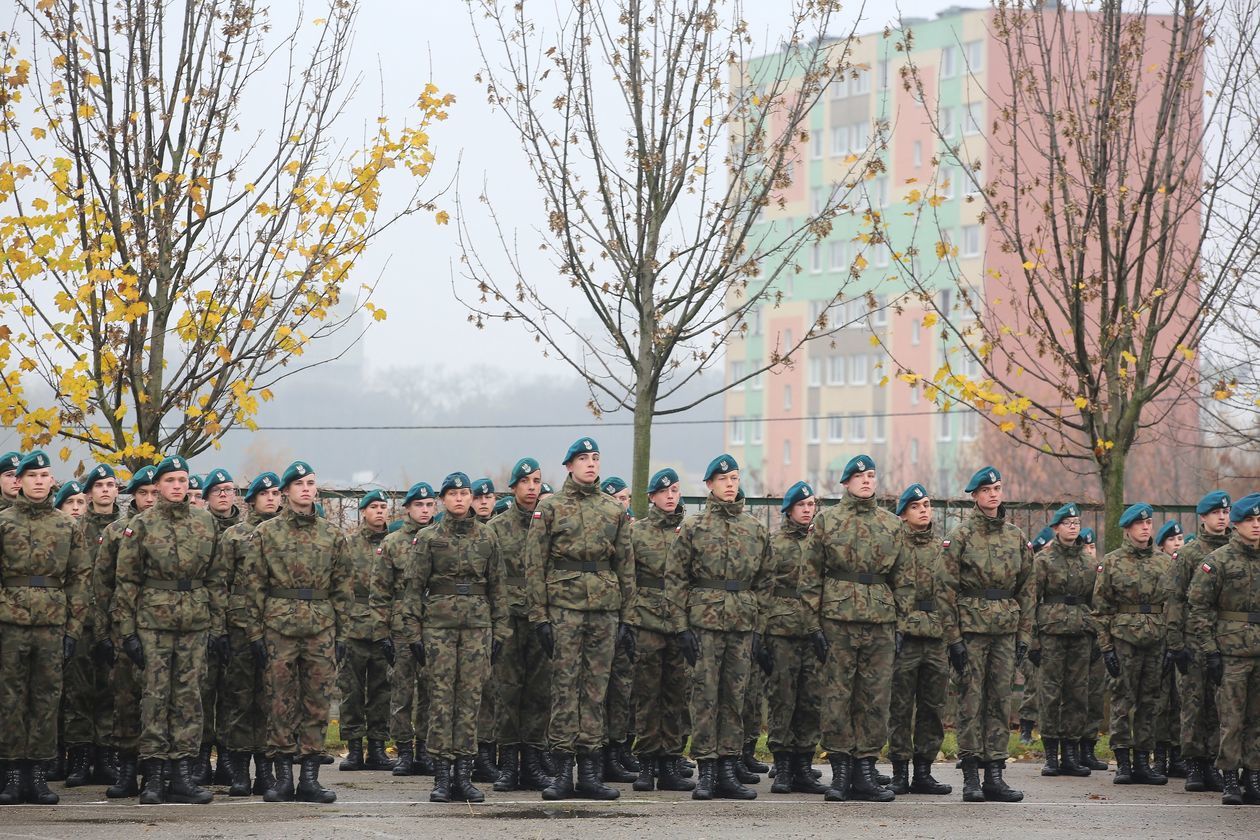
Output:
[630, 377, 658, 520]
[1100, 453, 1127, 553]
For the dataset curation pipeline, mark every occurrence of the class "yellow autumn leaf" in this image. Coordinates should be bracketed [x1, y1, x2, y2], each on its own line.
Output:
[999, 421, 1016, 433]
[1073, 396, 1088, 409]
[922, 312, 938, 327]
[435, 210, 450, 225]
[1022, 260, 1037, 270]
[1120, 350, 1137, 365]
[868, 334, 879, 346]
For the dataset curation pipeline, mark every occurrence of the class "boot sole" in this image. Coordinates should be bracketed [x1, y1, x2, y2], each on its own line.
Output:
[909, 785, 952, 795]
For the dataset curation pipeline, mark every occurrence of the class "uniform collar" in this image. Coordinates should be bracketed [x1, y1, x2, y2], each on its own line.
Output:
[564, 475, 601, 497]
[780, 518, 811, 539]
[707, 494, 744, 518]
[647, 504, 684, 529]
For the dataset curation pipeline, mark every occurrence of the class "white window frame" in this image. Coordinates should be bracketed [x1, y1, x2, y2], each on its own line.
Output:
[962, 224, 982, 258]
[941, 45, 958, 79]
[874, 175, 889, 209]
[811, 130, 823, 160]
[877, 59, 891, 90]
[750, 415, 763, 444]
[807, 416, 821, 443]
[810, 243, 823, 273]
[852, 68, 871, 95]
[783, 384, 793, 412]
[940, 105, 957, 139]
[849, 413, 867, 443]
[872, 296, 888, 326]
[831, 126, 845, 157]
[961, 410, 979, 441]
[874, 245, 890, 269]
[965, 101, 984, 136]
[830, 240, 845, 271]
[828, 414, 845, 442]
[913, 140, 923, 168]
[828, 355, 846, 385]
[730, 359, 746, 390]
[909, 437, 920, 464]
[730, 416, 745, 445]
[849, 353, 869, 386]
[873, 412, 886, 442]
[751, 371, 764, 391]
[910, 385, 921, 405]
[942, 166, 957, 201]
[811, 186, 825, 215]
[937, 408, 952, 442]
[808, 357, 823, 388]
[783, 440, 792, 466]
[912, 319, 921, 346]
[965, 40, 984, 73]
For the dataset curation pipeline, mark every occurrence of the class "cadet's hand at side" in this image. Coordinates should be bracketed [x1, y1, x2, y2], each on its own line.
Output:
[679, 629, 699, 667]
[534, 622, 556, 660]
[122, 634, 146, 670]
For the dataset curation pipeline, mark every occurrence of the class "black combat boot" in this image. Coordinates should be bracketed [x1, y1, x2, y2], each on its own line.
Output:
[213, 745, 232, 785]
[454, 756, 485, 803]
[1041, 737, 1061, 777]
[339, 738, 365, 771]
[1206, 763, 1226, 792]
[576, 751, 620, 800]
[657, 755, 695, 792]
[191, 742, 213, 786]
[910, 756, 952, 794]
[715, 756, 757, 800]
[392, 741, 414, 776]
[1222, 770, 1243, 806]
[167, 757, 213, 804]
[46, 747, 65, 783]
[472, 742, 499, 783]
[602, 744, 637, 783]
[1185, 756, 1208, 791]
[494, 745, 521, 792]
[1080, 738, 1107, 770]
[107, 752, 139, 798]
[1168, 746, 1189, 778]
[519, 745, 553, 791]
[64, 745, 93, 787]
[889, 758, 911, 795]
[616, 741, 639, 773]
[791, 752, 828, 795]
[296, 755, 336, 803]
[676, 754, 695, 778]
[413, 740, 436, 775]
[1060, 738, 1091, 777]
[1132, 750, 1168, 785]
[633, 754, 655, 791]
[1243, 769, 1260, 805]
[824, 753, 852, 802]
[692, 758, 717, 800]
[1113, 748, 1134, 784]
[252, 753, 274, 796]
[981, 760, 1024, 802]
[742, 739, 769, 773]
[733, 751, 761, 785]
[541, 752, 575, 801]
[0, 763, 21, 805]
[850, 756, 895, 801]
[429, 758, 452, 803]
[1018, 719, 1035, 744]
[960, 756, 984, 802]
[228, 751, 252, 797]
[319, 752, 334, 765]
[770, 752, 793, 794]
[23, 761, 59, 805]
[263, 755, 295, 802]
[1153, 743, 1169, 777]
[138, 758, 166, 805]
[365, 739, 395, 771]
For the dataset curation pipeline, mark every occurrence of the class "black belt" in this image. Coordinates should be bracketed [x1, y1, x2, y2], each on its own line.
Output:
[3, 575, 62, 588]
[960, 588, 1013, 600]
[429, 581, 487, 596]
[1116, 604, 1159, 615]
[636, 574, 665, 590]
[269, 587, 328, 600]
[553, 559, 611, 573]
[144, 578, 203, 592]
[504, 576, 526, 588]
[694, 578, 748, 592]
[1219, 610, 1260, 624]
[774, 586, 802, 599]
[914, 598, 938, 612]
[1042, 594, 1085, 606]
[827, 570, 889, 585]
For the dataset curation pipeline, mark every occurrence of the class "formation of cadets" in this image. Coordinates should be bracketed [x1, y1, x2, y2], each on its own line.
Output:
[1, 439, 1259, 807]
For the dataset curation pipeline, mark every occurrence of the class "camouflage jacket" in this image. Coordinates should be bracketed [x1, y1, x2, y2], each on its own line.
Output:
[401, 512, 508, 641]
[241, 507, 354, 643]
[344, 523, 387, 640]
[112, 498, 229, 637]
[1034, 540, 1099, 638]
[1165, 526, 1230, 650]
[624, 504, 686, 635]
[92, 501, 139, 640]
[670, 494, 772, 634]
[488, 502, 533, 618]
[1092, 539, 1172, 650]
[222, 510, 275, 632]
[765, 519, 820, 638]
[1187, 532, 1260, 657]
[942, 508, 1035, 645]
[805, 494, 903, 626]
[0, 495, 92, 638]
[82, 505, 120, 559]
[0, 495, 12, 513]
[893, 523, 953, 640]
[525, 476, 633, 624]
[370, 516, 429, 641]
[211, 504, 242, 536]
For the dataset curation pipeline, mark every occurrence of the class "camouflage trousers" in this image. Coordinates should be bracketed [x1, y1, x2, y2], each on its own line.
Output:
[1178, 659, 1220, 759]
[138, 628, 208, 761]
[742, 662, 766, 742]
[425, 626, 492, 760]
[1106, 639, 1162, 750]
[1087, 653, 1106, 735]
[263, 628, 334, 758]
[888, 635, 948, 760]
[547, 608, 617, 753]
[60, 625, 97, 746]
[220, 626, 266, 752]
[389, 643, 431, 744]
[819, 620, 894, 759]
[0, 623, 63, 761]
[957, 632, 1016, 762]
[764, 634, 821, 754]
[1216, 655, 1260, 772]
[199, 644, 222, 746]
[93, 633, 114, 745]
[606, 643, 635, 743]
[689, 628, 751, 760]
[1156, 667, 1180, 745]
[337, 638, 391, 742]
[1017, 656, 1039, 722]
[108, 652, 143, 752]
[476, 669, 498, 745]
[495, 614, 551, 748]
[630, 627, 689, 757]
[1036, 633, 1091, 739]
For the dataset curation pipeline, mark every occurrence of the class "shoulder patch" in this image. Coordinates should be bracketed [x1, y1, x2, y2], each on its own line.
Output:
[1201, 563, 1213, 574]
[123, 527, 134, 537]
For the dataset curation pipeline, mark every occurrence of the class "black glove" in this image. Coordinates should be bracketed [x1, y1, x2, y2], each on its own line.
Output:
[1028, 647, 1042, 668]
[335, 641, 347, 665]
[1161, 648, 1176, 676]
[409, 640, 427, 666]
[1090, 642, 1102, 663]
[63, 635, 76, 662]
[1174, 647, 1192, 675]
[491, 638, 503, 664]
[250, 638, 269, 671]
[948, 640, 969, 676]
[617, 623, 636, 660]
[122, 634, 146, 670]
[1103, 648, 1121, 679]
[1206, 651, 1224, 686]
[378, 638, 396, 666]
[93, 637, 116, 667]
[1014, 641, 1029, 666]
[534, 622, 555, 660]
[894, 630, 904, 658]
[752, 632, 773, 676]
[679, 629, 700, 667]
[211, 633, 231, 662]
[810, 630, 829, 663]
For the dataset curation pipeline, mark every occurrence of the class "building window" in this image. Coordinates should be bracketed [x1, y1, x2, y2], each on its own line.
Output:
[811, 243, 823, 273]
[782, 328, 793, 348]
[941, 45, 958, 78]
[909, 437, 920, 464]
[828, 355, 846, 385]
[812, 186, 825, 215]
[849, 354, 868, 386]
[811, 130, 823, 160]
[965, 101, 984, 135]
[878, 58, 891, 90]
[830, 76, 846, 101]
[937, 408, 952, 442]
[872, 296, 888, 326]
[873, 413, 886, 442]
[808, 357, 823, 387]
[912, 319, 921, 346]
[808, 416, 821, 443]
[850, 121, 866, 154]
[751, 415, 763, 444]
[751, 371, 764, 391]
[830, 240, 846, 271]
[913, 140, 923, 168]
[874, 245, 890, 269]
[962, 224, 982, 257]
[831, 126, 845, 157]
[965, 39, 984, 72]
[874, 175, 889, 208]
[784, 160, 795, 184]
[783, 384, 793, 412]
[851, 68, 871, 95]
[942, 166, 957, 200]
[963, 165, 982, 199]
[910, 385, 921, 406]
[940, 105, 957, 139]
[850, 414, 867, 442]
[961, 410, 979, 441]
[730, 416, 745, 445]
[783, 440, 792, 466]
[750, 307, 763, 335]
[828, 414, 845, 442]
[730, 359, 746, 389]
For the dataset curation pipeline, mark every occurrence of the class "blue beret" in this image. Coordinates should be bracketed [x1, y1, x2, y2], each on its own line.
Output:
[280, 460, 314, 489]
[0, 451, 20, 474]
[1229, 493, 1260, 524]
[402, 482, 436, 505]
[1079, 527, 1096, 546]
[509, 458, 541, 487]
[1049, 503, 1080, 527]
[841, 455, 876, 484]
[244, 472, 280, 502]
[124, 465, 158, 493]
[781, 480, 815, 513]
[1031, 526, 1054, 550]
[895, 482, 929, 516]
[387, 518, 405, 534]
[494, 497, 511, 515]
[602, 476, 628, 496]
[441, 472, 471, 495]
[203, 469, 233, 494]
[540, 482, 555, 495]
[154, 456, 190, 479]
[82, 463, 116, 491]
[1155, 520, 1183, 546]
[187, 474, 204, 491]
[54, 480, 84, 508]
[1196, 491, 1230, 516]
[703, 454, 739, 482]
[1118, 502, 1154, 528]
[648, 468, 679, 495]
[16, 450, 51, 476]
[359, 489, 388, 510]
[471, 478, 495, 498]
[964, 466, 1002, 493]
[562, 437, 599, 464]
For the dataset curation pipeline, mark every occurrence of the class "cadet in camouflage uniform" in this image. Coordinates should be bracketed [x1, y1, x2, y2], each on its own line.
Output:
[242, 460, 352, 804]
[0, 451, 20, 511]
[625, 468, 694, 792]
[0, 451, 91, 805]
[337, 489, 395, 773]
[1168, 491, 1231, 792]
[219, 472, 282, 797]
[373, 481, 438, 777]
[1017, 527, 1053, 745]
[525, 437, 635, 801]
[402, 472, 509, 803]
[1030, 504, 1096, 778]
[113, 456, 229, 805]
[1078, 528, 1109, 771]
[1093, 502, 1173, 786]
[1186, 492, 1260, 806]
[468, 477, 501, 782]
[489, 459, 555, 792]
[763, 481, 828, 796]
[943, 466, 1033, 803]
[49, 478, 86, 783]
[1153, 519, 1185, 777]
[54, 480, 86, 518]
[887, 483, 953, 796]
[600, 475, 639, 783]
[671, 454, 772, 801]
[77, 464, 121, 786]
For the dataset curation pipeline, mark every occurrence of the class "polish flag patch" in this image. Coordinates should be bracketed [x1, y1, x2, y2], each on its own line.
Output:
[1201, 563, 1214, 574]
[942, 539, 951, 548]
[533, 511, 542, 519]
[376, 547, 383, 555]
[1096, 564, 1104, 573]
[123, 527, 134, 537]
